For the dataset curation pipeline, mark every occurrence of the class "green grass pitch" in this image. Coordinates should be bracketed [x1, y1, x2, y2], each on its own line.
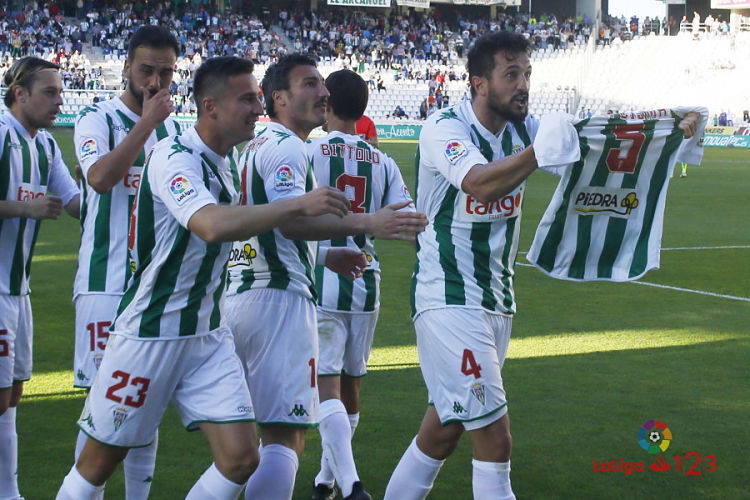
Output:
[17, 128, 750, 498]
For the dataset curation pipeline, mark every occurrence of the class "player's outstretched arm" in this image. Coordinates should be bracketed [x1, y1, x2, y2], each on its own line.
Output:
[188, 185, 350, 243]
[86, 89, 174, 193]
[279, 200, 428, 242]
[0, 195, 63, 220]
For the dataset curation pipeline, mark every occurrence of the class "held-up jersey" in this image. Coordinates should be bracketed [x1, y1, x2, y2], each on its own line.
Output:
[111, 127, 240, 339]
[226, 121, 317, 301]
[74, 98, 182, 298]
[411, 101, 538, 318]
[526, 107, 708, 281]
[0, 113, 79, 295]
[308, 131, 413, 312]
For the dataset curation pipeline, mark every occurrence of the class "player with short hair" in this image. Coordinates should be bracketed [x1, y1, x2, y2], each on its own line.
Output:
[0, 56, 80, 500]
[308, 69, 415, 500]
[56, 56, 354, 500]
[383, 31, 550, 500]
[71, 25, 182, 499]
[224, 54, 427, 500]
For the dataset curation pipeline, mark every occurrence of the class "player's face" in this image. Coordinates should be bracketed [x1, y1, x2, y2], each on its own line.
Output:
[17, 68, 63, 130]
[216, 73, 264, 144]
[485, 51, 531, 123]
[283, 64, 329, 131]
[124, 46, 176, 102]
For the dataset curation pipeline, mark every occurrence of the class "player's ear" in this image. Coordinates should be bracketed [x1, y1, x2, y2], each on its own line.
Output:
[272, 89, 287, 110]
[470, 75, 486, 98]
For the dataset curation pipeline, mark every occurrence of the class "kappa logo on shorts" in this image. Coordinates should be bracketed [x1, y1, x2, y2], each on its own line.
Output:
[80, 138, 97, 161]
[274, 165, 294, 191]
[237, 405, 253, 414]
[444, 140, 468, 164]
[452, 401, 466, 415]
[472, 382, 486, 406]
[76, 369, 87, 383]
[288, 404, 309, 417]
[113, 407, 128, 431]
[81, 414, 96, 431]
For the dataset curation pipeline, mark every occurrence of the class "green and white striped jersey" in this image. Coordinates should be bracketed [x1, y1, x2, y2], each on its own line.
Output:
[411, 100, 537, 318]
[526, 108, 708, 281]
[308, 131, 414, 312]
[111, 126, 240, 338]
[73, 98, 182, 298]
[226, 121, 317, 301]
[0, 112, 79, 295]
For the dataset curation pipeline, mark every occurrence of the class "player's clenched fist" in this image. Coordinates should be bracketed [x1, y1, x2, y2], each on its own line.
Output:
[678, 112, 700, 139]
[298, 185, 351, 217]
[325, 247, 368, 281]
[367, 200, 428, 242]
[141, 87, 174, 128]
[25, 195, 63, 220]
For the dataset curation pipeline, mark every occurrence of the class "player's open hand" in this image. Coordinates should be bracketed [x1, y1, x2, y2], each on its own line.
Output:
[25, 195, 62, 220]
[298, 185, 351, 217]
[141, 87, 174, 129]
[678, 112, 700, 139]
[325, 247, 368, 280]
[367, 200, 428, 242]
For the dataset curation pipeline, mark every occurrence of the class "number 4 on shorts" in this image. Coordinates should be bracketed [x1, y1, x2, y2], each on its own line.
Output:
[461, 349, 482, 379]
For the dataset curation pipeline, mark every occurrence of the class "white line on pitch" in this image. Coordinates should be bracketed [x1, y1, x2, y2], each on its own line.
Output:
[630, 281, 750, 302]
[661, 245, 750, 250]
[516, 262, 750, 302]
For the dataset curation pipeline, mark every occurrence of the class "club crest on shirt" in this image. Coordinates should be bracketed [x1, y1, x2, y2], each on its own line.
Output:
[274, 165, 294, 191]
[169, 174, 197, 205]
[80, 138, 97, 161]
[444, 140, 468, 164]
[402, 185, 412, 201]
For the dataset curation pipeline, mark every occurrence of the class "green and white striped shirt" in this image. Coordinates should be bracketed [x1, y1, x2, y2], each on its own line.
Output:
[411, 101, 537, 317]
[111, 127, 240, 338]
[527, 108, 707, 281]
[308, 131, 414, 312]
[226, 121, 317, 301]
[0, 113, 79, 295]
[73, 98, 182, 298]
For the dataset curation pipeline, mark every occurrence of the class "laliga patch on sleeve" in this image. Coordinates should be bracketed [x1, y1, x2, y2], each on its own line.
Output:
[274, 165, 294, 191]
[444, 140, 468, 164]
[402, 185, 413, 201]
[168, 174, 197, 205]
[79, 138, 97, 161]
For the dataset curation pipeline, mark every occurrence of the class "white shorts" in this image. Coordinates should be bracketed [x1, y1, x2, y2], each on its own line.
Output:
[415, 307, 511, 431]
[224, 288, 319, 427]
[317, 309, 378, 378]
[74, 294, 120, 388]
[0, 294, 33, 389]
[78, 328, 254, 448]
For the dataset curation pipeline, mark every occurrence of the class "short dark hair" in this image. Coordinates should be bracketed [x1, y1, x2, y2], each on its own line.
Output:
[127, 25, 180, 60]
[325, 69, 368, 121]
[3, 57, 60, 107]
[261, 54, 318, 118]
[467, 32, 532, 98]
[193, 56, 255, 117]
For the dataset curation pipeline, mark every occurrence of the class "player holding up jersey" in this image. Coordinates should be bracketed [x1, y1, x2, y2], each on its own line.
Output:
[56, 56, 355, 500]
[72, 25, 182, 499]
[307, 70, 415, 500]
[0, 56, 80, 500]
[224, 55, 427, 500]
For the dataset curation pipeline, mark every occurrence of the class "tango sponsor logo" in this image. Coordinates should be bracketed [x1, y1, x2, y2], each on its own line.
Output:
[17, 183, 46, 201]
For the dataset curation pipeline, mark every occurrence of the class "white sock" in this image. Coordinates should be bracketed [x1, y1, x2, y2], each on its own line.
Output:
[348, 412, 360, 437]
[0, 407, 20, 500]
[384, 436, 444, 500]
[124, 430, 158, 500]
[185, 463, 244, 500]
[56, 465, 105, 500]
[244, 444, 299, 500]
[317, 399, 359, 497]
[472, 459, 515, 500]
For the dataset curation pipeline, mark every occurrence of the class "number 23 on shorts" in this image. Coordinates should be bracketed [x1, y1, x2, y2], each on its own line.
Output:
[105, 370, 151, 408]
